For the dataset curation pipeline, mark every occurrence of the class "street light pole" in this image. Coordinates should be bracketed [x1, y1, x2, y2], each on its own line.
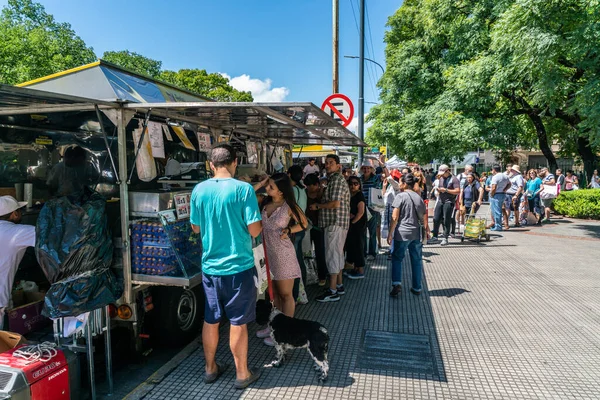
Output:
[332, 0, 339, 94]
[358, 0, 365, 167]
[344, 55, 385, 75]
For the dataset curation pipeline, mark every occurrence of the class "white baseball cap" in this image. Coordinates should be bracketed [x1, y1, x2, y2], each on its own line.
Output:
[0, 196, 28, 217]
[437, 164, 450, 175]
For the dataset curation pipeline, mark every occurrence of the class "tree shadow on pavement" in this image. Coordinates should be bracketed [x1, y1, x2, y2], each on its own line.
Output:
[573, 223, 600, 239]
[428, 288, 471, 298]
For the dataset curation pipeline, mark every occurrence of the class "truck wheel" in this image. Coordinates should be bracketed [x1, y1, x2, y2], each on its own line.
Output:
[152, 286, 204, 345]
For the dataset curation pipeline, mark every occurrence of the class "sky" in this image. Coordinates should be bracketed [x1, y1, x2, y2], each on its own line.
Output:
[1, 0, 401, 129]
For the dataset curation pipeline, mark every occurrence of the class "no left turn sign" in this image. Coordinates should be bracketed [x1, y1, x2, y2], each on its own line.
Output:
[321, 93, 354, 128]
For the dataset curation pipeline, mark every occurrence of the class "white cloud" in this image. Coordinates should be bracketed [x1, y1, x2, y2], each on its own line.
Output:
[221, 73, 290, 102]
[347, 114, 372, 134]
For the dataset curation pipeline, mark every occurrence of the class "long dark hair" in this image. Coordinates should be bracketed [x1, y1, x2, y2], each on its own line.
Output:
[401, 173, 418, 191]
[287, 165, 305, 189]
[263, 172, 305, 229]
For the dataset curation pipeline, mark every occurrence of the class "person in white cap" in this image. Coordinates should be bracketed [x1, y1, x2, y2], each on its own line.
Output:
[505, 165, 525, 228]
[429, 164, 460, 246]
[0, 196, 36, 330]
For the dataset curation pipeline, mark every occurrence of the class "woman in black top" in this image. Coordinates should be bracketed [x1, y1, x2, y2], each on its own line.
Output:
[345, 176, 367, 279]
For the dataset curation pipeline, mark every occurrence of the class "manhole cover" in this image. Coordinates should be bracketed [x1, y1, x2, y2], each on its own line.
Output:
[356, 330, 437, 375]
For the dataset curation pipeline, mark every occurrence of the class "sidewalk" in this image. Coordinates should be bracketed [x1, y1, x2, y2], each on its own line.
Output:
[125, 214, 600, 399]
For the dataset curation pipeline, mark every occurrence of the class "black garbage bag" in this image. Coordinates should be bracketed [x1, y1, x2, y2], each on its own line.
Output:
[36, 189, 123, 318]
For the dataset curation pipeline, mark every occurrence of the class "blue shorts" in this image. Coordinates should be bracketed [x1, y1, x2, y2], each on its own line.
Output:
[202, 267, 257, 326]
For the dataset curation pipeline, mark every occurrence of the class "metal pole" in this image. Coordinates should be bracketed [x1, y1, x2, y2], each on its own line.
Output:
[117, 108, 133, 305]
[86, 318, 96, 400]
[358, 0, 365, 166]
[104, 306, 114, 395]
[332, 0, 339, 94]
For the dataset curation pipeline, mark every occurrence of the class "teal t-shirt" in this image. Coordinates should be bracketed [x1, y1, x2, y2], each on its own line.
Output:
[190, 178, 261, 276]
[526, 177, 542, 199]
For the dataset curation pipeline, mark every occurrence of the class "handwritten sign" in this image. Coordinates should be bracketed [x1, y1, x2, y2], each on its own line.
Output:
[174, 193, 192, 220]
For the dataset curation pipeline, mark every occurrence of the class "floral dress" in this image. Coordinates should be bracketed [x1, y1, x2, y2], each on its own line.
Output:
[262, 202, 301, 281]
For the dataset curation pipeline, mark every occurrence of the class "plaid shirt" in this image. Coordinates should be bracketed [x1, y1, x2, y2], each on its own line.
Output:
[319, 171, 350, 230]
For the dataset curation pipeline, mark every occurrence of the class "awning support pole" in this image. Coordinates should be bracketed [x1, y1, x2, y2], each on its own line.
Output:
[297, 145, 304, 159]
[127, 109, 152, 184]
[95, 105, 120, 184]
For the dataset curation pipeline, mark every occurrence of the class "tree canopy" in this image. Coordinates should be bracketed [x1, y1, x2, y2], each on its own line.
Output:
[0, 0, 253, 102]
[102, 50, 162, 79]
[0, 0, 95, 84]
[159, 69, 253, 102]
[369, 0, 599, 174]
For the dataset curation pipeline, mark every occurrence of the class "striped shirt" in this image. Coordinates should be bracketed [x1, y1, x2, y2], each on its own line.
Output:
[361, 173, 382, 208]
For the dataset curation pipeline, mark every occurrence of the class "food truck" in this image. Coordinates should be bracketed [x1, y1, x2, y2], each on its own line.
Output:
[0, 61, 365, 351]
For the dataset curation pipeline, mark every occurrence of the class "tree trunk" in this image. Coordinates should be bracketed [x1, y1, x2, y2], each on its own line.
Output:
[528, 112, 557, 171]
[576, 136, 598, 183]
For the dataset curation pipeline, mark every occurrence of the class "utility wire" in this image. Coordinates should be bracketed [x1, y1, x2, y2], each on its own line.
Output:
[364, 0, 379, 102]
[349, 0, 379, 105]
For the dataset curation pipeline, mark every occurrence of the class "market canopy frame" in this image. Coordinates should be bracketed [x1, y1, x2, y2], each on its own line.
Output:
[0, 85, 366, 146]
[124, 101, 365, 146]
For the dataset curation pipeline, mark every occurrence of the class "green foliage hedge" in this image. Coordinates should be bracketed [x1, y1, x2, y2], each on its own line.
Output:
[553, 189, 600, 220]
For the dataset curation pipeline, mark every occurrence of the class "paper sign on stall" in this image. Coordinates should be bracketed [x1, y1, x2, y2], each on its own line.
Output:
[197, 132, 211, 152]
[174, 193, 191, 220]
[172, 126, 196, 150]
[148, 122, 165, 158]
[162, 124, 173, 141]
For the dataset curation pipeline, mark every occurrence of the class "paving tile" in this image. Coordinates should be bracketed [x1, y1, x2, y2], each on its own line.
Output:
[134, 212, 600, 400]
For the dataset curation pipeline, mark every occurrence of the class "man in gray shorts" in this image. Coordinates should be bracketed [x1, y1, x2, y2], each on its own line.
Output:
[310, 154, 351, 302]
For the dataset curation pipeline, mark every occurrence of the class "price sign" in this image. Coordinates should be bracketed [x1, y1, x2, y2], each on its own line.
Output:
[174, 193, 192, 220]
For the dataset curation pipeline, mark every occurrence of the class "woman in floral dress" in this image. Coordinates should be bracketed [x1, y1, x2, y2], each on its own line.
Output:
[254, 173, 307, 344]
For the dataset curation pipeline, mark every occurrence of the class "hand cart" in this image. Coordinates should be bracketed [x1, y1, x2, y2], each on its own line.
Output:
[461, 204, 490, 243]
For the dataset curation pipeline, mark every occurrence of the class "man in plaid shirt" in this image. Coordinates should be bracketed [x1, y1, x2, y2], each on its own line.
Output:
[309, 154, 350, 302]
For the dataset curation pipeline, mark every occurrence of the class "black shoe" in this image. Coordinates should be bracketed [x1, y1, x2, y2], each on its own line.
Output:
[336, 285, 346, 295]
[316, 289, 340, 303]
[390, 285, 401, 297]
[410, 288, 422, 296]
[234, 367, 262, 390]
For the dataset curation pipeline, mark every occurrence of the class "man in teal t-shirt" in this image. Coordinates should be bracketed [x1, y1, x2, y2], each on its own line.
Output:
[190, 144, 262, 389]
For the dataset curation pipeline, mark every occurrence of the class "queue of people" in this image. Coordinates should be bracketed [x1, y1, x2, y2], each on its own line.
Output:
[190, 145, 597, 388]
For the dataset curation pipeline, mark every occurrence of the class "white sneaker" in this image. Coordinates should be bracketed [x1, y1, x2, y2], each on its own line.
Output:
[256, 327, 271, 339]
[440, 238, 449, 246]
[367, 255, 376, 261]
[263, 337, 275, 347]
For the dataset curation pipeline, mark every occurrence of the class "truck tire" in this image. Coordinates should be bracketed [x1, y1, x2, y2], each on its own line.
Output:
[151, 286, 204, 345]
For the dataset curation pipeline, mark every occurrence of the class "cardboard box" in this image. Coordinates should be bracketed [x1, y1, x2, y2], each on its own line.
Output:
[7, 291, 50, 335]
[0, 331, 25, 354]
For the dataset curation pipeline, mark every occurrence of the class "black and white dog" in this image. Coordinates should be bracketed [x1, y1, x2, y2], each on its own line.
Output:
[255, 299, 329, 381]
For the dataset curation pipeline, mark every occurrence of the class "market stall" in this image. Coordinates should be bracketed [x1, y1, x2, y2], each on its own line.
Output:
[0, 80, 366, 344]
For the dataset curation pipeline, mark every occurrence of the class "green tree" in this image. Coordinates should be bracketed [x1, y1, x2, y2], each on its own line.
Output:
[370, 0, 599, 176]
[102, 50, 162, 79]
[160, 69, 253, 102]
[0, 0, 96, 84]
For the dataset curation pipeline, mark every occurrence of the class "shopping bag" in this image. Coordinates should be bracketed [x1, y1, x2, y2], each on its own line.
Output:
[253, 243, 268, 294]
[540, 184, 558, 200]
[305, 258, 319, 286]
[369, 188, 385, 211]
